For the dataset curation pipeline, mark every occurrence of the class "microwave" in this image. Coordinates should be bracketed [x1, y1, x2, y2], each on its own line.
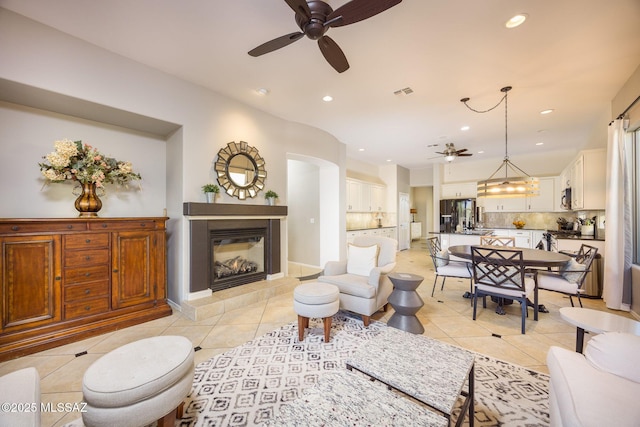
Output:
[560, 188, 572, 210]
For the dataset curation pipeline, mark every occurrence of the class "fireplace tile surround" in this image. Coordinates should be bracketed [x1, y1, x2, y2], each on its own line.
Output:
[184, 203, 287, 295]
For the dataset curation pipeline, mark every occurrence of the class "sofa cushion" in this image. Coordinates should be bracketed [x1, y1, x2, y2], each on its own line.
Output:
[547, 344, 640, 427]
[585, 332, 640, 383]
[435, 250, 449, 267]
[561, 258, 587, 283]
[347, 244, 378, 276]
[318, 274, 376, 298]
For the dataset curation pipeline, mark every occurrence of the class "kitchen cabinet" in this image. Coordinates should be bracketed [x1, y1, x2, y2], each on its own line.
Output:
[370, 184, 386, 212]
[0, 218, 171, 362]
[410, 222, 422, 240]
[346, 179, 386, 212]
[479, 176, 557, 212]
[441, 182, 477, 199]
[347, 179, 364, 212]
[562, 149, 606, 210]
[525, 177, 556, 212]
[508, 230, 532, 248]
[346, 227, 397, 245]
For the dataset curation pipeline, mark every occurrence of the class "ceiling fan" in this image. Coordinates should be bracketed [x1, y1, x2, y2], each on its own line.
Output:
[430, 143, 473, 162]
[248, 0, 403, 73]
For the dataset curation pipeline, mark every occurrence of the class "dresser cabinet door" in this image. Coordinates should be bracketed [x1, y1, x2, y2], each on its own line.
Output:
[1, 235, 62, 332]
[111, 230, 164, 309]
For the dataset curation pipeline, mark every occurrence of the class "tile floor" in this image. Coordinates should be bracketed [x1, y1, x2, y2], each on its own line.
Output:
[0, 240, 632, 427]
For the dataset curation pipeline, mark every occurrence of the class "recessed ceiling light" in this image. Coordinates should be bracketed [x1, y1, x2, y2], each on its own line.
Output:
[461, 126, 470, 131]
[477, 150, 485, 154]
[358, 148, 365, 152]
[322, 95, 333, 102]
[256, 88, 270, 96]
[386, 159, 392, 162]
[540, 109, 554, 115]
[536, 142, 544, 146]
[506, 13, 528, 28]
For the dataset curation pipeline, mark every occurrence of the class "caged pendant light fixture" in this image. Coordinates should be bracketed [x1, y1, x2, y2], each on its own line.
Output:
[460, 86, 539, 198]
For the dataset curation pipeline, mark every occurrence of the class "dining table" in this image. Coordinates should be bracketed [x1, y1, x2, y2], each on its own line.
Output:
[447, 244, 572, 314]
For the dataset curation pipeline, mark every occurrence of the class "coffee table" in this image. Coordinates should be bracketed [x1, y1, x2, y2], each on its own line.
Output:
[560, 307, 640, 352]
[346, 327, 475, 427]
[263, 370, 448, 427]
[387, 272, 425, 334]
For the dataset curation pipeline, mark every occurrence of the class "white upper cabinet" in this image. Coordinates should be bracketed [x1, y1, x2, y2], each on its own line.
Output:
[480, 176, 557, 212]
[441, 182, 477, 199]
[525, 177, 555, 212]
[346, 178, 386, 212]
[561, 149, 606, 210]
[370, 184, 386, 212]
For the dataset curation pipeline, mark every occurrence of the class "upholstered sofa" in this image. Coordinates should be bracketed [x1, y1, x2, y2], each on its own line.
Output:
[319, 236, 397, 326]
[0, 367, 40, 427]
[547, 332, 640, 426]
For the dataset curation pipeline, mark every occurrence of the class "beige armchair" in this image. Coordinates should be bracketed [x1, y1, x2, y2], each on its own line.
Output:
[318, 236, 397, 326]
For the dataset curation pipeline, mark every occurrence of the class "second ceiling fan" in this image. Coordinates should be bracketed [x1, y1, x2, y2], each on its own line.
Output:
[248, 0, 402, 73]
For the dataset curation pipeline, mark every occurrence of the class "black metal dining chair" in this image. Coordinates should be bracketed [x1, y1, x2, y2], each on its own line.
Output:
[470, 246, 539, 334]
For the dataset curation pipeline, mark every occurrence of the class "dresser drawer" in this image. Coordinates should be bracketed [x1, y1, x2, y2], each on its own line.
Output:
[64, 233, 109, 250]
[88, 220, 159, 231]
[64, 265, 110, 285]
[64, 280, 109, 302]
[64, 248, 109, 267]
[0, 221, 88, 235]
[64, 297, 110, 320]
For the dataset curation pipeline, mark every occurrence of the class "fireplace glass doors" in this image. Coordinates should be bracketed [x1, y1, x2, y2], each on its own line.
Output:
[210, 228, 266, 292]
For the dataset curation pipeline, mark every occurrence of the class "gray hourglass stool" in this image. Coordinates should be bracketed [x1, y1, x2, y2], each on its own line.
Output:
[387, 272, 425, 334]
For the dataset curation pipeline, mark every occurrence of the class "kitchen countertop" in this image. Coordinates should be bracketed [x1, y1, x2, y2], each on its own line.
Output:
[347, 226, 397, 231]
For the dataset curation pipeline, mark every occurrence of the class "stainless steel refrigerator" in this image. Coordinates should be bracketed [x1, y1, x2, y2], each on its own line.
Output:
[440, 199, 476, 232]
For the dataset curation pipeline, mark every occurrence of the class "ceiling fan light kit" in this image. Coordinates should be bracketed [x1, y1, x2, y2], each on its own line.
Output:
[248, 0, 402, 73]
[461, 86, 539, 198]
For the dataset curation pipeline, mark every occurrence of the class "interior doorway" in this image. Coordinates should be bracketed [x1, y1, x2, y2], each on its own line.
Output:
[398, 192, 410, 250]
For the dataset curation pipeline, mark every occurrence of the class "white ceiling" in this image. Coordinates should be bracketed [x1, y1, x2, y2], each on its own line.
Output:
[2, 0, 639, 169]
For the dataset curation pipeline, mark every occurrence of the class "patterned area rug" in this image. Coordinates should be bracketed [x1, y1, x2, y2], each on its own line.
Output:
[179, 312, 549, 427]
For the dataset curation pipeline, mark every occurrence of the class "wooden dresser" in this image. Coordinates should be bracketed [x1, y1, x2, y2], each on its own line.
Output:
[0, 217, 172, 362]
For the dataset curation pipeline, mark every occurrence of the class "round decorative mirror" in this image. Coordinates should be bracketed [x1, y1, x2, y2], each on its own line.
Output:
[214, 141, 266, 199]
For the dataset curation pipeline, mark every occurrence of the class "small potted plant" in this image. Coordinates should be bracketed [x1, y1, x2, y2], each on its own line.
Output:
[202, 183, 219, 203]
[265, 190, 278, 206]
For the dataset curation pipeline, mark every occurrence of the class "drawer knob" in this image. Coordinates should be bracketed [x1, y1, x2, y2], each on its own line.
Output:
[67, 225, 73, 229]
[55, 276, 61, 281]
[11, 226, 19, 231]
[102, 224, 108, 228]
[85, 256, 91, 261]
[85, 289, 91, 295]
[85, 272, 91, 277]
[85, 305, 91, 311]
[141, 223, 146, 227]
[85, 239, 91, 243]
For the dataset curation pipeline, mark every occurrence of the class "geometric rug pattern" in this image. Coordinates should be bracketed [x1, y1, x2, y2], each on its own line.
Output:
[178, 311, 549, 426]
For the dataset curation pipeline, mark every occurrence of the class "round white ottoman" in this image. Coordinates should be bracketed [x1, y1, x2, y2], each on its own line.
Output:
[82, 335, 194, 427]
[294, 282, 340, 342]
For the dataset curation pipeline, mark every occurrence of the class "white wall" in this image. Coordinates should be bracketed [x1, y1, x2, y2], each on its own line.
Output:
[0, 8, 347, 304]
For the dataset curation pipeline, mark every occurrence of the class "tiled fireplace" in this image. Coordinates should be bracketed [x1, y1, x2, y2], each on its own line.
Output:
[184, 203, 287, 294]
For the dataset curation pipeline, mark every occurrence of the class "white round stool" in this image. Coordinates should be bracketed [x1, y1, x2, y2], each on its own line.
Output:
[82, 335, 194, 427]
[293, 282, 340, 342]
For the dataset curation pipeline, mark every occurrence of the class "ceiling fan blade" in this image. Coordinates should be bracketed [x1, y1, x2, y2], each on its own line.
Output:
[318, 36, 349, 73]
[284, 0, 311, 19]
[327, 0, 402, 27]
[248, 32, 304, 57]
[435, 151, 446, 155]
[458, 153, 473, 156]
[455, 148, 468, 154]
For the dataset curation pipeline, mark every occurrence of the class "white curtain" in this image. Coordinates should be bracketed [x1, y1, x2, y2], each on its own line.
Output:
[603, 119, 632, 311]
